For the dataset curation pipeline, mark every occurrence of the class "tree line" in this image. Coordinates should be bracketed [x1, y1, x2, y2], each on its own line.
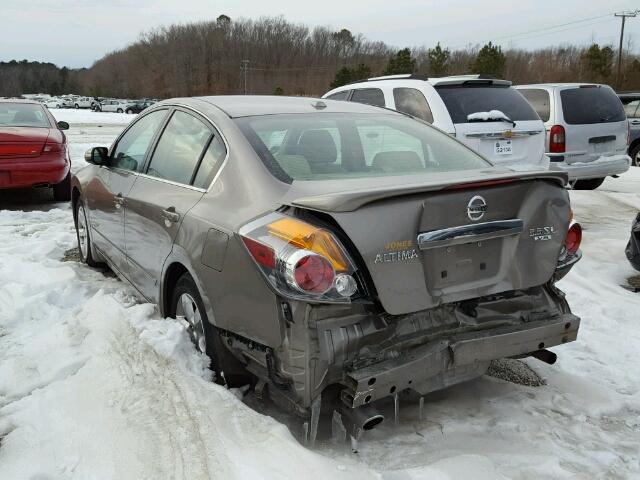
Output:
[2, 15, 640, 99]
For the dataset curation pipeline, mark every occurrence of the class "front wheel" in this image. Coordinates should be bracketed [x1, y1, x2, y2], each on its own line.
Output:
[630, 144, 640, 167]
[573, 177, 605, 190]
[74, 104, 80, 109]
[117, 108, 123, 113]
[75, 199, 101, 267]
[53, 171, 71, 201]
[126, 108, 133, 114]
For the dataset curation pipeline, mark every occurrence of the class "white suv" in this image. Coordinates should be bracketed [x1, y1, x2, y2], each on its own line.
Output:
[516, 83, 631, 189]
[323, 74, 547, 170]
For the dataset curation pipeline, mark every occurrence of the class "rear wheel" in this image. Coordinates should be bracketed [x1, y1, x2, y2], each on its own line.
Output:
[52, 171, 71, 201]
[126, 108, 133, 114]
[74, 103, 79, 109]
[573, 177, 605, 190]
[170, 273, 249, 386]
[630, 144, 640, 167]
[117, 108, 123, 113]
[75, 199, 101, 267]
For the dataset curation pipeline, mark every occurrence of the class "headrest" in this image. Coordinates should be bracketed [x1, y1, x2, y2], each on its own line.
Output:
[297, 130, 337, 165]
[372, 151, 423, 173]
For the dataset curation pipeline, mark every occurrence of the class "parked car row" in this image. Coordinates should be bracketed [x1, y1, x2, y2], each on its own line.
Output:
[94, 99, 155, 114]
[324, 75, 633, 189]
[33, 93, 156, 114]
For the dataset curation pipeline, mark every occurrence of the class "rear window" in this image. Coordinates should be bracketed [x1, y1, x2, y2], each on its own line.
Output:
[518, 89, 551, 122]
[235, 113, 490, 183]
[560, 87, 626, 124]
[435, 84, 540, 124]
[350, 88, 385, 108]
[0, 103, 50, 128]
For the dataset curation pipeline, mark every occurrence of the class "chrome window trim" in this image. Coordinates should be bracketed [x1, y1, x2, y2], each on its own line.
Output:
[107, 103, 231, 193]
[417, 219, 524, 250]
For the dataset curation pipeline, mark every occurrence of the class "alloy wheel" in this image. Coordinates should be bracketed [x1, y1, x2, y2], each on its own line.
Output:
[176, 293, 207, 353]
[635, 150, 640, 167]
[77, 205, 88, 260]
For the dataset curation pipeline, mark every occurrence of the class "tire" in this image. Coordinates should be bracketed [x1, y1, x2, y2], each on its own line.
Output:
[52, 171, 71, 201]
[573, 177, 605, 190]
[74, 104, 79, 109]
[169, 273, 249, 386]
[117, 108, 123, 113]
[126, 108, 133, 114]
[630, 144, 640, 167]
[75, 198, 101, 267]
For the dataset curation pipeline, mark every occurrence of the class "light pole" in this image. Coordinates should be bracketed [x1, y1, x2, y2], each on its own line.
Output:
[615, 10, 638, 89]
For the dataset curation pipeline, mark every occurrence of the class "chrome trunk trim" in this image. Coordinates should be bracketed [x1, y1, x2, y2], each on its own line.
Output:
[465, 130, 543, 139]
[417, 219, 524, 250]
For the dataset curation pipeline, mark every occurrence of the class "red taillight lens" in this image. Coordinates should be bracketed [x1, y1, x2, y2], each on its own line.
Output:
[565, 223, 582, 255]
[549, 125, 565, 153]
[242, 237, 275, 269]
[293, 254, 334, 293]
[42, 142, 63, 153]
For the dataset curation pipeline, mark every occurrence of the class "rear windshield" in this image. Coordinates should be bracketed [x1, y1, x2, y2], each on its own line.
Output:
[235, 113, 491, 183]
[560, 86, 626, 124]
[518, 89, 551, 122]
[436, 84, 540, 124]
[0, 103, 50, 128]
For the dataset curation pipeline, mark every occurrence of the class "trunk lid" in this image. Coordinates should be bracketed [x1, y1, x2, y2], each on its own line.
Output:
[292, 172, 570, 315]
[0, 127, 50, 158]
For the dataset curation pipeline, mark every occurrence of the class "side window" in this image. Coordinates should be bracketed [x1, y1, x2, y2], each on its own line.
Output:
[351, 88, 385, 108]
[393, 88, 434, 123]
[519, 89, 551, 122]
[623, 100, 640, 118]
[327, 90, 350, 101]
[146, 110, 212, 185]
[111, 110, 167, 171]
[193, 134, 227, 188]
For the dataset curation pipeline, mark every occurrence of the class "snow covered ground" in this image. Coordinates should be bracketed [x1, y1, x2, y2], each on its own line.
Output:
[0, 120, 639, 479]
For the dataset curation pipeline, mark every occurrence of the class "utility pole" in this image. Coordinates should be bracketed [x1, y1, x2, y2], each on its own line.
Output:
[615, 10, 638, 89]
[241, 60, 250, 95]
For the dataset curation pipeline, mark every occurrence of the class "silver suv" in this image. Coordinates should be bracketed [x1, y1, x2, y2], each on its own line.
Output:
[516, 83, 631, 189]
[324, 74, 547, 170]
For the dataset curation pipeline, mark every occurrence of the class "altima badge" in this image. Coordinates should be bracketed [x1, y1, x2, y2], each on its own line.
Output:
[529, 226, 556, 241]
[467, 195, 487, 221]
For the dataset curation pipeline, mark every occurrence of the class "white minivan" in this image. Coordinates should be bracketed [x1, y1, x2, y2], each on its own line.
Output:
[516, 83, 631, 189]
[323, 74, 547, 170]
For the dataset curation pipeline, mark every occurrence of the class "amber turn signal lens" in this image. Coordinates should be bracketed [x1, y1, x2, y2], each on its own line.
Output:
[267, 217, 349, 271]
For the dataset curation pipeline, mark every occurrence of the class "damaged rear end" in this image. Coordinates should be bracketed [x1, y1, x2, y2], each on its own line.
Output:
[233, 110, 581, 443]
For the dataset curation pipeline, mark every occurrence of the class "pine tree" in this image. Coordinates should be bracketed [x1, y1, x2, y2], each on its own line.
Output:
[427, 43, 450, 76]
[330, 67, 354, 89]
[582, 44, 614, 81]
[383, 48, 416, 75]
[470, 42, 506, 78]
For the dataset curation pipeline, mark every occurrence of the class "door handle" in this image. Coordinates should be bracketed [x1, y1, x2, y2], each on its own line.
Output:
[114, 193, 125, 209]
[161, 207, 181, 223]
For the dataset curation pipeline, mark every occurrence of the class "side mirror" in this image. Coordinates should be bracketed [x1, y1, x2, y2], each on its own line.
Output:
[84, 146, 109, 166]
[57, 120, 69, 130]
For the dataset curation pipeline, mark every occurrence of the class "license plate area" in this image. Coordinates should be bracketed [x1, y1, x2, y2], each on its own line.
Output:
[494, 139, 513, 155]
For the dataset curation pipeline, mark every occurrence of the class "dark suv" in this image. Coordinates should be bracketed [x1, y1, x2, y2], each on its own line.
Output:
[125, 100, 155, 114]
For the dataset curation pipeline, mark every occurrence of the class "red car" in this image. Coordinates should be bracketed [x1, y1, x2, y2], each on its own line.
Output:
[0, 99, 71, 201]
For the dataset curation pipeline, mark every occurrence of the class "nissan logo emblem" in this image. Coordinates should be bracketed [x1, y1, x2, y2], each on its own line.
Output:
[467, 195, 487, 221]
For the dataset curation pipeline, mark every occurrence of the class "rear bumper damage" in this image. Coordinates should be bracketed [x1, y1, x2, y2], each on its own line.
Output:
[344, 313, 579, 408]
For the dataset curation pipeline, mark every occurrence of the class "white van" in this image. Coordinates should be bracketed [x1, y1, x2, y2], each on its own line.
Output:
[516, 83, 631, 189]
[323, 74, 547, 170]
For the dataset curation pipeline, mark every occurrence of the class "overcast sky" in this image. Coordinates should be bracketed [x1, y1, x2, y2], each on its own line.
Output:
[2, 0, 639, 68]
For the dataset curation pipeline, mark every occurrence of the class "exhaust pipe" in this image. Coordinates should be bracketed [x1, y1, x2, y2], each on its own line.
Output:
[531, 349, 557, 365]
[333, 403, 384, 450]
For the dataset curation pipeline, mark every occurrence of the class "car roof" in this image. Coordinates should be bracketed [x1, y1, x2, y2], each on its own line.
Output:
[334, 74, 511, 88]
[0, 99, 42, 105]
[515, 83, 607, 89]
[186, 95, 392, 118]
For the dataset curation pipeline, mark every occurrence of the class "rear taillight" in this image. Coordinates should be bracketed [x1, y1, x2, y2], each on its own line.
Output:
[42, 142, 63, 153]
[565, 223, 582, 255]
[549, 125, 565, 153]
[240, 213, 358, 301]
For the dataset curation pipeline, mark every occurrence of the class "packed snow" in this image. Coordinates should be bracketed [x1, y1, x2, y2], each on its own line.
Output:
[467, 110, 513, 123]
[0, 122, 639, 479]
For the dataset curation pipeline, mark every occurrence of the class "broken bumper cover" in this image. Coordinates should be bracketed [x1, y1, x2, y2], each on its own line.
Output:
[345, 313, 580, 408]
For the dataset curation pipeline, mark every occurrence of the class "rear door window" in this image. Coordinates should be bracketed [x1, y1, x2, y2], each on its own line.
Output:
[326, 90, 350, 101]
[560, 87, 626, 124]
[146, 110, 212, 185]
[393, 88, 434, 123]
[435, 84, 539, 123]
[518, 89, 551, 122]
[350, 88, 385, 108]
